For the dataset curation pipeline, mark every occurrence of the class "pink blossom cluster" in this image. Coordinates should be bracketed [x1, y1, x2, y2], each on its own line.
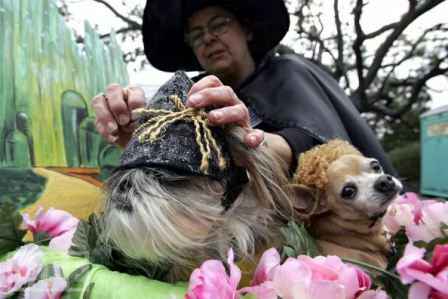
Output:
[383, 192, 448, 243]
[384, 192, 448, 299]
[0, 244, 67, 299]
[22, 207, 79, 252]
[397, 243, 448, 299]
[185, 248, 387, 299]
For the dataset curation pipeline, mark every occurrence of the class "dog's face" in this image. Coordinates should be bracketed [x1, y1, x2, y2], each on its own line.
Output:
[326, 154, 402, 220]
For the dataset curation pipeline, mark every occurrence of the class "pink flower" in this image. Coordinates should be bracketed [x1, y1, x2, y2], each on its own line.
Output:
[357, 290, 389, 299]
[23, 277, 67, 299]
[298, 255, 372, 299]
[383, 194, 419, 235]
[0, 244, 43, 297]
[406, 202, 448, 243]
[185, 249, 241, 299]
[397, 243, 448, 299]
[241, 249, 373, 299]
[22, 207, 79, 252]
[251, 248, 281, 286]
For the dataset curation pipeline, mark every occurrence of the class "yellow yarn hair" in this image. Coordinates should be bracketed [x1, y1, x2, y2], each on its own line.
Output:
[132, 95, 227, 174]
[293, 139, 362, 193]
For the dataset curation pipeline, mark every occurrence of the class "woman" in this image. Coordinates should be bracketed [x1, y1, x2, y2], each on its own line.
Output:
[92, 0, 396, 175]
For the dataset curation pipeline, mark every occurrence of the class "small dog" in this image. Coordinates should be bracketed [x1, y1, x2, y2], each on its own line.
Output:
[293, 140, 402, 268]
[100, 72, 295, 281]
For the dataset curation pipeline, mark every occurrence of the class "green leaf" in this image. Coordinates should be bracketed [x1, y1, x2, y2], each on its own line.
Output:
[82, 283, 95, 299]
[280, 221, 320, 259]
[387, 229, 408, 271]
[33, 231, 51, 245]
[68, 219, 90, 258]
[0, 201, 27, 255]
[37, 264, 64, 280]
[67, 264, 92, 289]
[377, 272, 409, 299]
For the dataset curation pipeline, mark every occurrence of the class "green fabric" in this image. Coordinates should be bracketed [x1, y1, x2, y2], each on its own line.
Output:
[3, 247, 187, 299]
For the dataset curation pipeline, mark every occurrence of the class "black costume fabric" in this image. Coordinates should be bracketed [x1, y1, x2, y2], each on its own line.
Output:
[232, 53, 397, 176]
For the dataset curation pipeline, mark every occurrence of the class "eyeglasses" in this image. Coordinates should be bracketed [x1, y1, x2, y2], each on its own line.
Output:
[185, 16, 233, 49]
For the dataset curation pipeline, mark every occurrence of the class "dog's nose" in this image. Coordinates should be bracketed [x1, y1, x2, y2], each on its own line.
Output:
[374, 175, 396, 195]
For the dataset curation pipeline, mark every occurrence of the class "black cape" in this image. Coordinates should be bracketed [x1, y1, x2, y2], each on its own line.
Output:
[235, 53, 397, 176]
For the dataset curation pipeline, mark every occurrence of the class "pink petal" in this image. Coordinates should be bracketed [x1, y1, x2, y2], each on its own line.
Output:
[0, 245, 43, 296]
[432, 245, 448, 274]
[408, 282, 431, 299]
[239, 282, 277, 299]
[396, 243, 432, 284]
[251, 248, 280, 286]
[185, 250, 241, 299]
[21, 207, 42, 233]
[38, 208, 79, 237]
[226, 248, 241, 291]
[383, 202, 415, 234]
[337, 267, 359, 299]
[405, 269, 448, 294]
[357, 289, 390, 299]
[272, 258, 312, 299]
[49, 228, 77, 252]
[297, 255, 339, 281]
[309, 280, 345, 299]
[24, 277, 67, 299]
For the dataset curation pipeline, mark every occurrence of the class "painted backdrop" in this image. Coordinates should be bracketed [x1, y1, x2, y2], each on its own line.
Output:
[0, 0, 129, 218]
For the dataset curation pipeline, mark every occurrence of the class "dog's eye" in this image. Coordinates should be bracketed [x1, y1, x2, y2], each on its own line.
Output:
[370, 160, 382, 173]
[341, 184, 357, 200]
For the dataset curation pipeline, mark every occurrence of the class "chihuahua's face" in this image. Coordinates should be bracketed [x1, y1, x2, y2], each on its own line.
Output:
[326, 155, 402, 219]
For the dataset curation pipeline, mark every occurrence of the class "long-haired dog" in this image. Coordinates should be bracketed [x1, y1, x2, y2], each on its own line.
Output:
[292, 140, 402, 268]
[100, 72, 294, 281]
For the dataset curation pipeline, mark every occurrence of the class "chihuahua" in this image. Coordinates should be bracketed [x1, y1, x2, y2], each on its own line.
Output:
[293, 140, 402, 268]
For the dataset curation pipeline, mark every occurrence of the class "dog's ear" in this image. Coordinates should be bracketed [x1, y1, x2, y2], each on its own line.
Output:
[291, 184, 329, 219]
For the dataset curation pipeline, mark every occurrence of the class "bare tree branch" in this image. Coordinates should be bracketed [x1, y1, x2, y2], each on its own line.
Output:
[364, 0, 445, 88]
[91, 0, 142, 29]
[333, 0, 345, 80]
[364, 22, 400, 39]
[352, 0, 367, 109]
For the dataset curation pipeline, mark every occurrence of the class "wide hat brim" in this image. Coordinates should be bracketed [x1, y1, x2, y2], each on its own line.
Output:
[142, 0, 290, 72]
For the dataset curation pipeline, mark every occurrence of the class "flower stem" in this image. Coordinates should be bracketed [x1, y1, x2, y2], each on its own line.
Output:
[341, 257, 401, 281]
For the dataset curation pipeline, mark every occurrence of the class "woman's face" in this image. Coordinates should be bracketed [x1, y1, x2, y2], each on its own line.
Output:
[187, 6, 253, 77]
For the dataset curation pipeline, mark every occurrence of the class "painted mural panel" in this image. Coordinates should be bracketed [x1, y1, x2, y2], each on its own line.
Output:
[0, 0, 128, 219]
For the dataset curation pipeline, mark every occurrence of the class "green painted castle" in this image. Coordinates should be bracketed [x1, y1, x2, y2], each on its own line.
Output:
[0, 0, 129, 168]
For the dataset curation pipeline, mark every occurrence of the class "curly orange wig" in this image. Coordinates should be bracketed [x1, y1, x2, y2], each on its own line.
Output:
[293, 139, 362, 193]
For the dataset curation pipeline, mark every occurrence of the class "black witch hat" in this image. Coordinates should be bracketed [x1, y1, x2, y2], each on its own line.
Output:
[141, 0, 290, 72]
[117, 71, 248, 209]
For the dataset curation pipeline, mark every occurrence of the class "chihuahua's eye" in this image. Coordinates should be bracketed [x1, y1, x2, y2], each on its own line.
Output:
[370, 160, 382, 173]
[341, 184, 357, 200]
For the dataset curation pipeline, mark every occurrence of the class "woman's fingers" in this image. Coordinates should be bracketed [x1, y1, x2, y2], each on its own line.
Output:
[126, 86, 146, 110]
[187, 85, 240, 108]
[105, 84, 130, 126]
[208, 103, 249, 127]
[188, 75, 222, 97]
[92, 84, 145, 146]
[91, 94, 118, 143]
[244, 129, 265, 148]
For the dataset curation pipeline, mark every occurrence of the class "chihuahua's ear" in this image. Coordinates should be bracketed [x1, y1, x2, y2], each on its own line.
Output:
[291, 184, 329, 219]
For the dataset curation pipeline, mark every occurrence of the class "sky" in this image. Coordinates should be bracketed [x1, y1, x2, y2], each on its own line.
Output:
[64, 0, 447, 109]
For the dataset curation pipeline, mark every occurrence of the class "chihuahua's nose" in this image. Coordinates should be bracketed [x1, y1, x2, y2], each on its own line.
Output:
[374, 175, 396, 195]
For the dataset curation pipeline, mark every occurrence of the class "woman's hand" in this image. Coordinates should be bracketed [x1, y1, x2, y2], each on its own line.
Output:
[186, 75, 264, 148]
[91, 84, 145, 148]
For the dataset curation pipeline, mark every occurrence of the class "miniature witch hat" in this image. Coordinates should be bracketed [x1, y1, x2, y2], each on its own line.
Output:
[118, 71, 248, 208]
